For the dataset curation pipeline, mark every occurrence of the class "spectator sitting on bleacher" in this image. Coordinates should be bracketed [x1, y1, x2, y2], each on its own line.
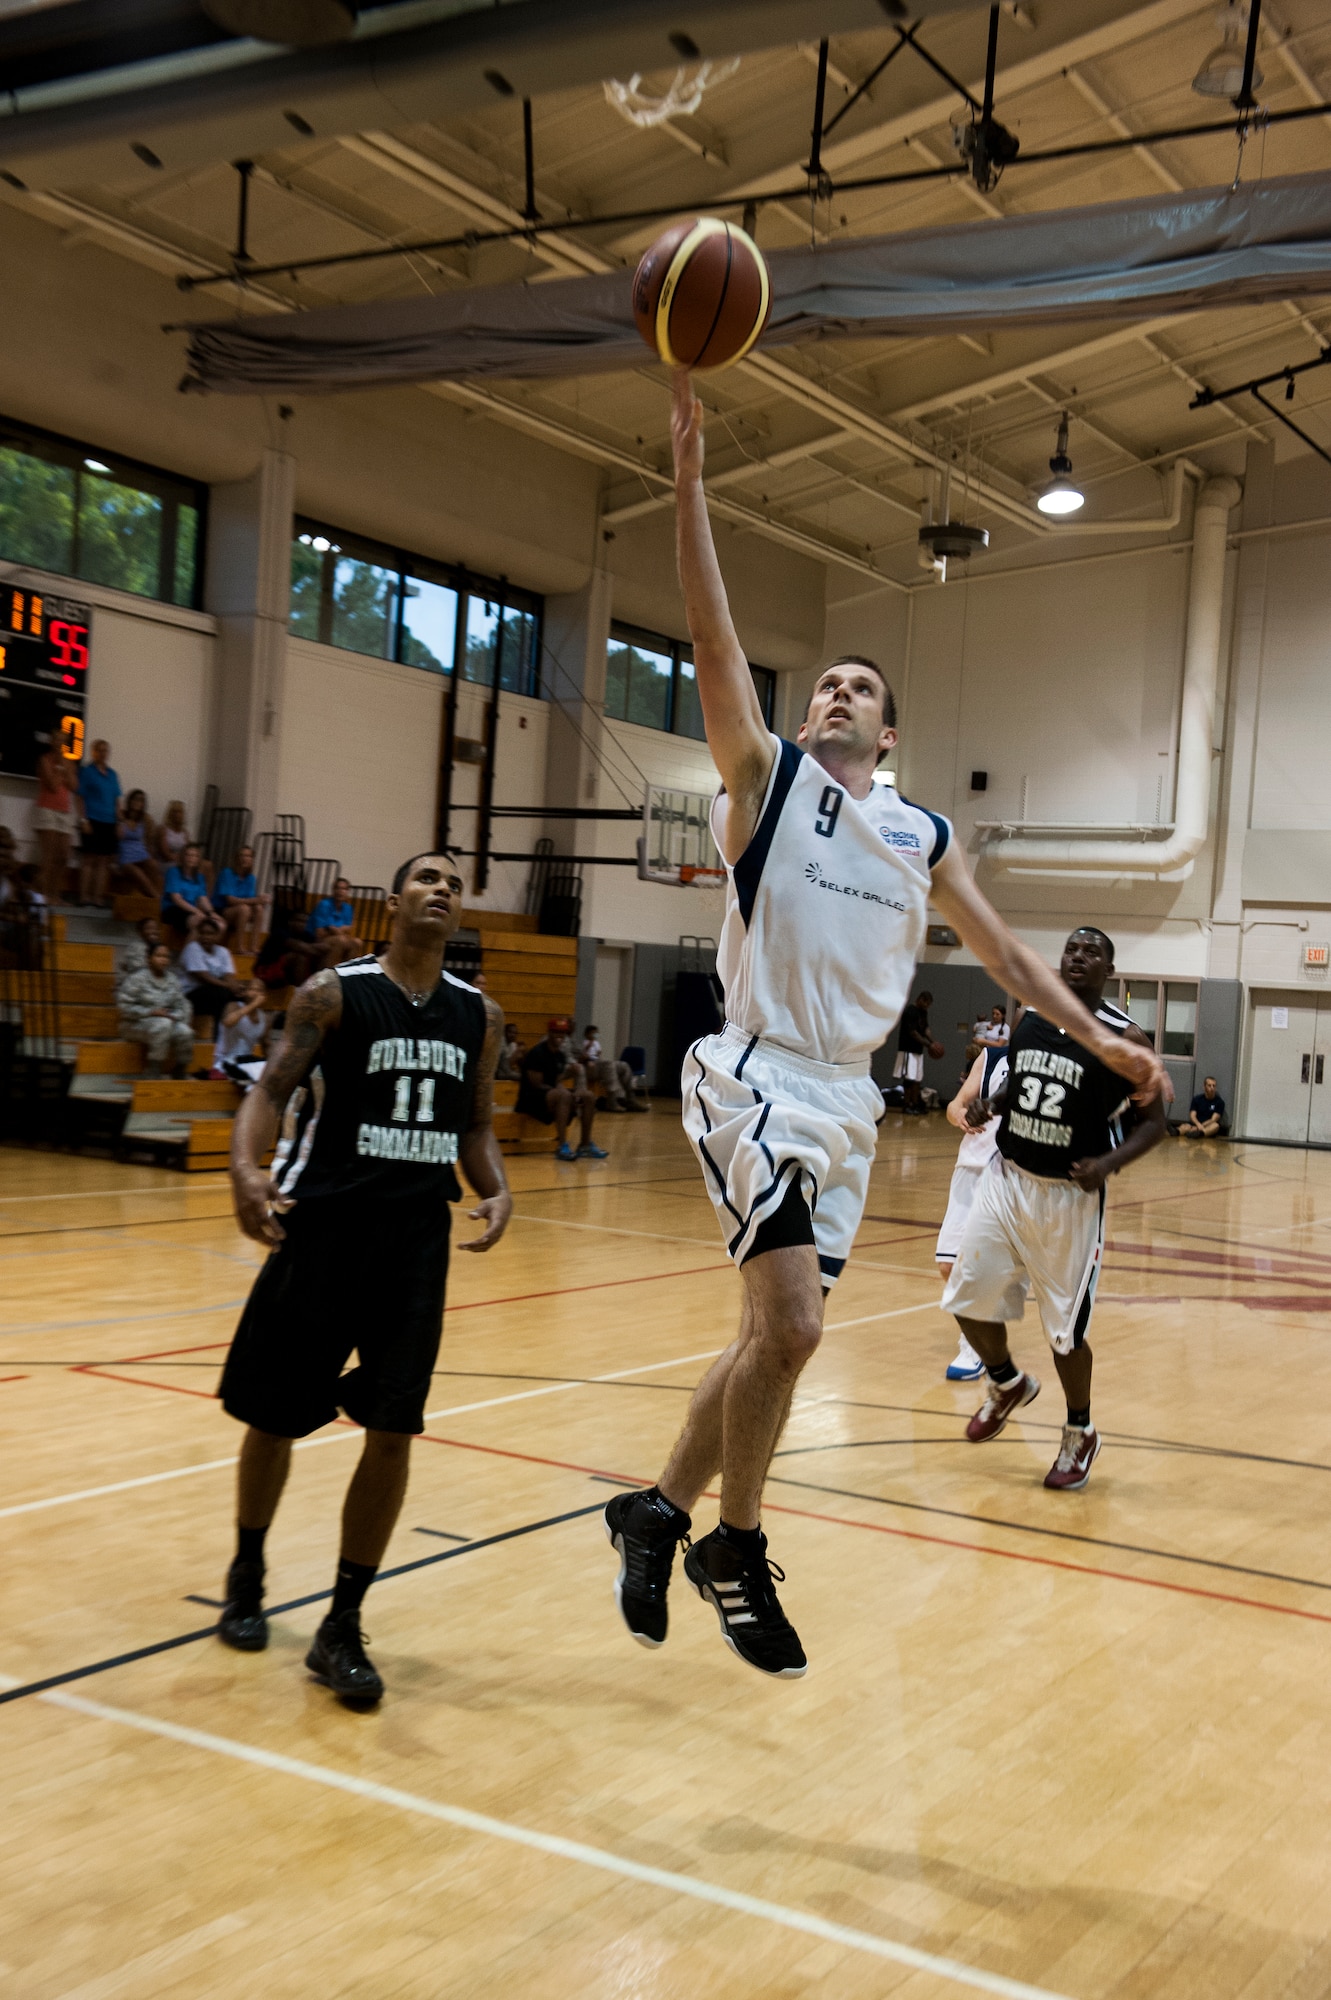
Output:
[579, 1024, 647, 1113]
[162, 843, 215, 940]
[255, 899, 317, 994]
[518, 1015, 607, 1162]
[119, 941, 195, 1078]
[178, 916, 244, 1031]
[156, 799, 192, 876]
[33, 747, 75, 904]
[215, 845, 267, 954]
[213, 978, 268, 1081]
[114, 789, 162, 900]
[496, 1022, 525, 1081]
[116, 914, 163, 993]
[307, 875, 363, 966]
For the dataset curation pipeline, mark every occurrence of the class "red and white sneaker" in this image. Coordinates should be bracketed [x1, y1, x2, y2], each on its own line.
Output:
[966, 1370, 1040, 1442]
[1043, 1424, 1102, 1490]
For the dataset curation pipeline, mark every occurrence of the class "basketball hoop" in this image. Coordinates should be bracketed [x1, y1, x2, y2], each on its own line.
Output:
[604, 58, 740, 129]
[638, 783, 723, 885]
[680, 865, 725, 888]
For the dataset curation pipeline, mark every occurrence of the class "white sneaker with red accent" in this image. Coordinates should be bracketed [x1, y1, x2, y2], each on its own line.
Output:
[966, 1370, 1041, 1442]
[1044, 1424, 1102, 1491]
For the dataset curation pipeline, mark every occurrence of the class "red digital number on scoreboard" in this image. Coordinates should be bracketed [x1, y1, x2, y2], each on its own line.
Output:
[48, 621, 89, 674]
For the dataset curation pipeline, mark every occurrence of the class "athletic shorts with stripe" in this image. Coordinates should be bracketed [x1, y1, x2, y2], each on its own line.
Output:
[682, 1025, 883, 1288]
[940, 1155, 1104, 1356]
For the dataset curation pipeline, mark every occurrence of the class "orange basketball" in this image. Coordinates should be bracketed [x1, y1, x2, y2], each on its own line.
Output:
[929, 1041, 946, 1062]
[632, 217, 770, 371]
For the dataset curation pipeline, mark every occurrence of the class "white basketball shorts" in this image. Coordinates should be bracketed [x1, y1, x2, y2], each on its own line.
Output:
[935, 1159, 985, 1265]
[940, 1156, 1103, 1355]
[893, 1050, 924, 1082]
[682, 1026, 883, 1287]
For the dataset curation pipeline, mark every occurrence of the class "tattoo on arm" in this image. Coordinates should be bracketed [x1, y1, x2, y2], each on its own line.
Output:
[257, 968, 342, 1113]
[468, 994, 504, 1133]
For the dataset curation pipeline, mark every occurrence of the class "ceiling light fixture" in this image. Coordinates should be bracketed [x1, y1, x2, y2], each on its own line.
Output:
[1036, 412, 1085, 516]
[1192, 2, 1262, 99]
[83, 459, 110, 474]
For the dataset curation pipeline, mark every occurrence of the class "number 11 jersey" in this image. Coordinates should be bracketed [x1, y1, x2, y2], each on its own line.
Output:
[713, 734, 951, 1067]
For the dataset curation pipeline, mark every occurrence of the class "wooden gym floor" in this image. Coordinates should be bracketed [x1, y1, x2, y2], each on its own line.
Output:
[2, 1113, 1330, 2000]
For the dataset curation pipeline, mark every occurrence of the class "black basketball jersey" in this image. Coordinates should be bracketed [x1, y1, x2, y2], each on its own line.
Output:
[272, 957, 487, 1205]
[997, 996, 1134, 1181]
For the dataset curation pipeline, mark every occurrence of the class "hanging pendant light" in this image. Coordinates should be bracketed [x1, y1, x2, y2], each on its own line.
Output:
[1036, 412, 1085, 517]
[201, 0, 357, 46]
[1192, 2, 1262, 98]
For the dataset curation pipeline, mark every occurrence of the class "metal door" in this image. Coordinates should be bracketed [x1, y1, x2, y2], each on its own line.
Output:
[1308, 998, 1331, 1147]
[1243, 992, 1319, 1143]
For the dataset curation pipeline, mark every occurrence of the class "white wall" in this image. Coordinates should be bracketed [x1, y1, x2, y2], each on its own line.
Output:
[1249, 527, 1331, 832]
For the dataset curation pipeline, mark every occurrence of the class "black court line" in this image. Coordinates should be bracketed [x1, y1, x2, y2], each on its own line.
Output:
[764, 1469, 1331, 1596]
[824, 1399, 1331, 1477]
[0, 1500, 603, 1709]
[412, 1527, 471, 1543]
[184, 1595, 224, 1608]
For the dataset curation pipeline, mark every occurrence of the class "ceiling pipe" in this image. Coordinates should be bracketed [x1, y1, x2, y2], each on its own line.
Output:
[978, 474, 1242, 880]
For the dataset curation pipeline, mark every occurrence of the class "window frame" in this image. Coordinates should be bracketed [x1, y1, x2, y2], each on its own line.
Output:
[1105, 976, 1198, 1059]
[0, 411, 205, 609]
[290, 516, 544, 697]
[606, 618, 776, 739]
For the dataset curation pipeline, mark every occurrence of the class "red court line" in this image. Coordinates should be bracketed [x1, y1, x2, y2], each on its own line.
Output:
[0, 1374, 28, 1384]
[115, 1338, 231, 1364]
[442, 1259, 731, 1313]
[71, 1366, 218, 1402]
[415, 1431, 1331, 1627]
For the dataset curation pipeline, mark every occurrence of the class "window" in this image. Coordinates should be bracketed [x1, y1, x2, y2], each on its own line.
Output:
[1107, 978, 1197, 1058]
[605, 620, 777, 739]
[0, 415, 203, 607]
[289, 518, 543, 696]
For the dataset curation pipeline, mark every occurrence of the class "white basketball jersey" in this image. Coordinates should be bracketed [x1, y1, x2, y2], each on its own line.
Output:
[712, 735, 952, 1066]
[957, 1046, 1010, 1168]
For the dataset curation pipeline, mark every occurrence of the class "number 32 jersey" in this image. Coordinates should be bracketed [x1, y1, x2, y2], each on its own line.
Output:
[713, 734, 951, 1067]
[997, 996, 1133, 1180]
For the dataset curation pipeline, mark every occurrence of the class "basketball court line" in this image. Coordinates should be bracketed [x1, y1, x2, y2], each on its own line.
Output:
[0, 1300, 245, 1340]
[19, 1681, 1079, 2000]
[0, 1500, 608, 1706]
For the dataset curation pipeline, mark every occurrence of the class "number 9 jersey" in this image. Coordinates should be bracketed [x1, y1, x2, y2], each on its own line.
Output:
[713, 734, 951, 1067]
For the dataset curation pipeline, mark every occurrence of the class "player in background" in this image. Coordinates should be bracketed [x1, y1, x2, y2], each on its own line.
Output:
[601, 373, 1169, 1679]
[943, 927, 1166, 1490]
[218, 853, 511, 1704]
[936, 1041, 1011, 1382]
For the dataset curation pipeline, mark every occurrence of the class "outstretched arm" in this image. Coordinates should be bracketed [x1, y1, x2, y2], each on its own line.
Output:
[459, 994, 512, 1252]
[229, 967, 342, 1246]
[946, 1051, 986, 1133]
[671, 370, 774, 862]
[928, 842, 1171, 1107]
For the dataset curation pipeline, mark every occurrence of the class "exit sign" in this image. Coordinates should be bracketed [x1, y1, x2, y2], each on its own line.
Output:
[1306, 942, 1329, 969]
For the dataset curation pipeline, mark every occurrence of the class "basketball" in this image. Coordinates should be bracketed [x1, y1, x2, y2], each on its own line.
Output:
[632, 217, 771, 371]
[929, 1040, 946, 1061]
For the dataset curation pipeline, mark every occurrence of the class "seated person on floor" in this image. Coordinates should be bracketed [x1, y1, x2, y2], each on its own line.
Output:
[517, 1016, 607, 1162]
[119, 941, 195, 1078]
[1179, 1076, 1227, 1137]
[178, 917, 244, 1030]
[306, 876, 363, 966]
[162, 843, 216, 940]
[215, 845, 267, 954]
[579, 1024, 646, 1112]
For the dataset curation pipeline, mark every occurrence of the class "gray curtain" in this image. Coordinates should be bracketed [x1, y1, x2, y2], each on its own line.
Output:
[184, 171, 1331, 394]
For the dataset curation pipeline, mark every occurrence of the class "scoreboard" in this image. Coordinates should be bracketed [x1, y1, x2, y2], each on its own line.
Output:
[0, 587, 90, 778]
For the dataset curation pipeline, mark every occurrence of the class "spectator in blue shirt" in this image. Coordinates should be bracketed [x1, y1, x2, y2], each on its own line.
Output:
[1179, 1077, 1226, 1138]
[76, 739, 121, 909]
[215, 844, 268, 953]
[162, 842, 215, 941]
[307, 875, 363, 965]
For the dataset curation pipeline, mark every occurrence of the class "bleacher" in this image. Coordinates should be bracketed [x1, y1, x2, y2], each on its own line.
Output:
[40, 861, 580, 1169]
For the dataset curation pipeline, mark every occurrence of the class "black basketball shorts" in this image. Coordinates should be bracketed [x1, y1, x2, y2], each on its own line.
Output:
[219, 1193, 451, 1438]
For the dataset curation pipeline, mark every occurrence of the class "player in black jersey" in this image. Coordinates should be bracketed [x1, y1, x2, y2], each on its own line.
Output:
[942, 927, 1166, 1490]
[216, 852, 511, 1703]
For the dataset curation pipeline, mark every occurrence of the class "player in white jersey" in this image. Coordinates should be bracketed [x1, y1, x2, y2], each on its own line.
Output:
[601, 371, 1170, 1679]
[937, 1043, 1012, 1380]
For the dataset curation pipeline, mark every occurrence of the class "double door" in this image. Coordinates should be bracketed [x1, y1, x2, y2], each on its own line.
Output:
[1245, 992, 1331, 1146]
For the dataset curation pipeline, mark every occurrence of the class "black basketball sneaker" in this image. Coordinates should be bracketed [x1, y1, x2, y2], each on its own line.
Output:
[217, 1558, 267, 1652]
[684, 1527, 807, 1678]
[604, 1488, 691, 1647]
[306, 1611, 385, 1704]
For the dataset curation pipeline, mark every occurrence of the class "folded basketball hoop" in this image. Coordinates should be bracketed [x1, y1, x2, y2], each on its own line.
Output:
[638, 783, 723, 886]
